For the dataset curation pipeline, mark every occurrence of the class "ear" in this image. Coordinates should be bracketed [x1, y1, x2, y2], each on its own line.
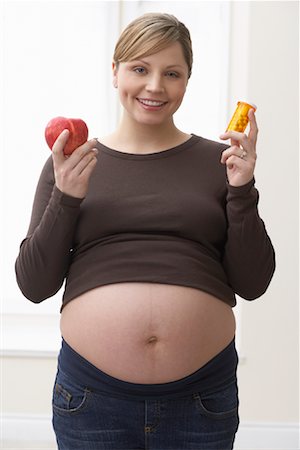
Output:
[112, 61, 118, 88]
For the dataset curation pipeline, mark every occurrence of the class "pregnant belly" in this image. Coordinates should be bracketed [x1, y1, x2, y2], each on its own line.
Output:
[60, 283, 236, 384]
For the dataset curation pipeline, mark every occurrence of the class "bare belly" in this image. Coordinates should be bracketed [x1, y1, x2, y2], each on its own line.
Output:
[60, 283, 236, 384]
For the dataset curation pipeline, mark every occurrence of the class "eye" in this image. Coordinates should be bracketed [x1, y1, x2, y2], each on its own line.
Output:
[133, 67, 146, 74]
[166, 71, 179, 78]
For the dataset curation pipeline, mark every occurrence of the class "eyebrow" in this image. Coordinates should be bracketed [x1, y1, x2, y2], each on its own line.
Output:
[131, 60, 185, 70]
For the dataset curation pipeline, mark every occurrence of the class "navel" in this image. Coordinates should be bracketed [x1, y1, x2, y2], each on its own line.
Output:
[147, 335, 158, 345]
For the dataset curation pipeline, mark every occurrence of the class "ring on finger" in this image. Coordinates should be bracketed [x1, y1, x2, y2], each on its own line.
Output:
[239, 150, 247, 159]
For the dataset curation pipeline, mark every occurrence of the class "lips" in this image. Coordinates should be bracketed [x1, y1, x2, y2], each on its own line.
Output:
[137, 98, 167, 107]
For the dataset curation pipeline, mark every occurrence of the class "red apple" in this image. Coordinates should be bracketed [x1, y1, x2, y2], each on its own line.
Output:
[45, 116, 89, 155]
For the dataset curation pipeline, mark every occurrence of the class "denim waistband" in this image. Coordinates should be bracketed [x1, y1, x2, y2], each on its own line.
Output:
[58, 338, 238, 400]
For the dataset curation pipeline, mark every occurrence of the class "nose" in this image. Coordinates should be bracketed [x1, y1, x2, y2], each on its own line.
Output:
[145, 74, 165, 93]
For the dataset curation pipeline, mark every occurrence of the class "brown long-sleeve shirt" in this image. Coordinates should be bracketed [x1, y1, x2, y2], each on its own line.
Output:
[15, 134, 275, 311]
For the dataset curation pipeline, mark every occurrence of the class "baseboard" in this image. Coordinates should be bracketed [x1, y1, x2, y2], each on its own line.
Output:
[2, 414, 56, 445]
[1, 414, 299, 449]
[234, 421, 299, 449]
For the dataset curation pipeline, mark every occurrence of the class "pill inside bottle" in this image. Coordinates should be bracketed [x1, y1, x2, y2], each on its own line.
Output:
[226, 101, 257, 133]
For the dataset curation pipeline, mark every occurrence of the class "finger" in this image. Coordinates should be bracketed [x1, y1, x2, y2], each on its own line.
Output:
[223, 154, 247, 169]
[247, 108, 258, 145]
[79, 154, 98, 178]
[221, 145, 250, 163]
[230, 138, 240, 148]
[52, 129, 70, 164]
[220, 132, 245, 151]
[220, 130, 257, 159]
[66, 139, 99, 169]
[219, 130, 247, 143]
[72, 149, 98, 176]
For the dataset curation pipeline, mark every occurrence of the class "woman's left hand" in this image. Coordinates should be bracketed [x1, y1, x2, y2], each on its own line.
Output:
[219, 108, 258, 187]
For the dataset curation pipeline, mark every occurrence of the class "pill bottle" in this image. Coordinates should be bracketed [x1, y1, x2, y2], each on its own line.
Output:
[226, 101, 257, 132]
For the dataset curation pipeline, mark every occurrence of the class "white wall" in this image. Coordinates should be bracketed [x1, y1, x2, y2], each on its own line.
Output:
[232, 0, 299, 425]
[1, 1, 299, 449]
[2, 0, 120, 315]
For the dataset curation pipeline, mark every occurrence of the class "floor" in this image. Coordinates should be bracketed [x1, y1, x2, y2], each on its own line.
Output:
[1, 443, 56, 450]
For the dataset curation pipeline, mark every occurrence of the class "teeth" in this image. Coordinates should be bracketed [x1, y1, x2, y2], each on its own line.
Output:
[139, 99, 164, 106]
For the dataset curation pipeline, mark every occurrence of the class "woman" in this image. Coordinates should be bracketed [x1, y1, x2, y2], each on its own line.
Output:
[15, 12, 275, 450]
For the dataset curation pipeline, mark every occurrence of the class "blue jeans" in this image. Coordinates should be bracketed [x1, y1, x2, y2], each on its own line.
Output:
[52, 339, 239, 449]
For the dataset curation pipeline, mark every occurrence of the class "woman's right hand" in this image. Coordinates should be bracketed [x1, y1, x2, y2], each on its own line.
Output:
[52, 129, 98, 199]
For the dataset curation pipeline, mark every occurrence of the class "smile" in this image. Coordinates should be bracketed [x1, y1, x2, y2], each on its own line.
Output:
[137, 98, 167, 107]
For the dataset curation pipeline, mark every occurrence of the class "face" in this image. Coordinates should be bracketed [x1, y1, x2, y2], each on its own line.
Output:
[113, 41, 189, 127]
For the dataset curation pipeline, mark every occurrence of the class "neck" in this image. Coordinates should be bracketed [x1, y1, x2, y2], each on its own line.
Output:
[113, 113, 186, 154]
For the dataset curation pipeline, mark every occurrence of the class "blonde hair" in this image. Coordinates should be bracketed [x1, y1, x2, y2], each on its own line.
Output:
[113, 12, 193, 78]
